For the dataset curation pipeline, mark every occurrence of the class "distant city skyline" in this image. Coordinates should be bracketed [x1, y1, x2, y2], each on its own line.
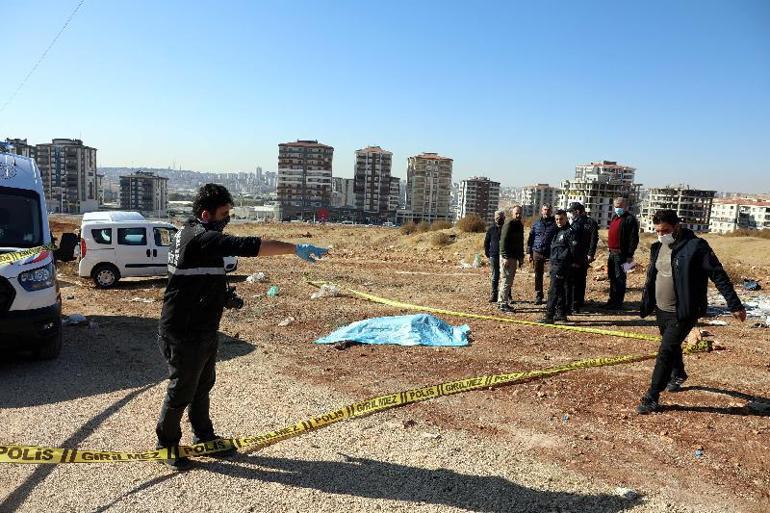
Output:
[3, 0, 769, 191]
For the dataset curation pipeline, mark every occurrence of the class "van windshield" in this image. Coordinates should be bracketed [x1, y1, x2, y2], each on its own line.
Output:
[0, 186, 43, 248]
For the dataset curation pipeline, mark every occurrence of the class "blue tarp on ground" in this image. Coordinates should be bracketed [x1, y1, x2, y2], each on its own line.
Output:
[314, 314, 470, 347]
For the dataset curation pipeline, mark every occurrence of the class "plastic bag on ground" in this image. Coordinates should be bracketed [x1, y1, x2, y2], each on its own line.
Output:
[246, 272, 267, 283]
[314, 314, 470, 347]
[311, 284, 342, 300]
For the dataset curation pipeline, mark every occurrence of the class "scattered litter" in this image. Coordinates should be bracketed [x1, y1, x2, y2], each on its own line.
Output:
[751, 322, 768, 329]
[459, 261, 473, 269]
[129, 297, 155, 303]
[614, 488, 639, 501]
[65, 295, 75, 300]
[245, 272, 268, 283]
[694, 448, 704, 459]
[743, 279, 762, 291]
[622, 261, 637, 273]
[310, 284, 342, 300]
[420, 432, 441, 440]
[704, 320, 728, 326]
[267, 285, 280, 297]
[562, 414, 570, 424]
[594, 274, 608, 282]
[63, 313, 88, 326]
[314, 314, 470, 347]
[277, 316, 295, 327]
[458, 254, 484, 269]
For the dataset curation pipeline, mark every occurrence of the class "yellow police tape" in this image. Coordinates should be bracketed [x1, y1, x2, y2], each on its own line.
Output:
[308, 281, 660, 342]
[0, 243, 55, 265]
[0, 339, 711, 464]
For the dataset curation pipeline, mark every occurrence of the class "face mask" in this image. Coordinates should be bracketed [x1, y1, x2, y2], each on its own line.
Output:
[204, 215, 230, 232]
[566, 213, 574, 222]
[614, 207, 625, 216]
[658, 233, 675, 245]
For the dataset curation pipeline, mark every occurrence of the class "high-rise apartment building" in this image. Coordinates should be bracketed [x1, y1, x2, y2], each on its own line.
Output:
[709, 199, 770, 233]
[2, 138, 36, 159]
[354, 146, 393, 220]
[277, 140, 333, 220]
[389, 177, 401, 213]
[331, 177, 356, 208]
[640, 185, 715, 233]
[518, 184, 560, 218]
[559, 160, 641, 228]
[406, 152, 453, 223]
[457, 177, 500, 224]
[119, 171, 169, 217]
[35, 138, 99, 214]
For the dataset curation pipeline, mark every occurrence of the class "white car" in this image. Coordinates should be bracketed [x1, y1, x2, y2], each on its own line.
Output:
[78, 212, 237, 288]
[0, 152, 62, 359]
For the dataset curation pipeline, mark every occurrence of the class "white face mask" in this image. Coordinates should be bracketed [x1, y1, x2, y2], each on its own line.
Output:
[566, 213, 574, 222]
[658, 233, 675, 245]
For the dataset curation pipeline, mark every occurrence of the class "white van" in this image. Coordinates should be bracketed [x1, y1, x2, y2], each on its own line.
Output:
[78, 212, 237, 288]
[0, 152, 62, 359]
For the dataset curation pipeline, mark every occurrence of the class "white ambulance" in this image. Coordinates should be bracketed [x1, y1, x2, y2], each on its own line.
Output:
[78, 212, 238, 288]
[0, 152, 62, 359]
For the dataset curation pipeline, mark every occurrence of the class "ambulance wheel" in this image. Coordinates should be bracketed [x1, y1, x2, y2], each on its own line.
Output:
[92, 264, 120, 289]
[36, 321, 62, 360]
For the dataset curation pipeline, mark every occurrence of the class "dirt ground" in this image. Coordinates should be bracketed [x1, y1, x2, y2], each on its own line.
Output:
[5, 218, 770, 512]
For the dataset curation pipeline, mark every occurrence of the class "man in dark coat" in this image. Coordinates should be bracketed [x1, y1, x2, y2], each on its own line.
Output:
[498, 206, 525, 312]
[540, 210, 577, 323]
[567, 202, 598, 312]
[601, 197, 640, 311]
[527, 204, 558, 304]
[636, 209, 746, 414]
[484, 209, 506, 303]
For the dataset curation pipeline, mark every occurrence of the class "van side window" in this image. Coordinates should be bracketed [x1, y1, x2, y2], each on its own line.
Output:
[91, 228, 112, 244]
[153, 227, 176, 247]
[117, 227, 147, 246]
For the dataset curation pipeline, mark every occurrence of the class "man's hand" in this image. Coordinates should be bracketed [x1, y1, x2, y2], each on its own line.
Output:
[733, 309, 747, 322]
[295, 244, 329, 263]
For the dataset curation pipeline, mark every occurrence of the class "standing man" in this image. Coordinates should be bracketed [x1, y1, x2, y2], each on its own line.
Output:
[636, 210, 745, 414]
[567, 202, 599, 313]
[602, 197, 639, 311]
[156, 184, 328, 470]
[498, 205, 525, 312]
[540, 210, 577, 323]
[484, 209, 505, 303]
[527, 204, 557, 305]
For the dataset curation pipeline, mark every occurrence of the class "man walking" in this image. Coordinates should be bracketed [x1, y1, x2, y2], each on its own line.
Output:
[484, 209, 505, 303]
[527, 204, 557, 305]
[567, 202, 598, 312]
[156, 183, 328, 470]
[540, 210, 577, 323]
[498, 205, 525, 312]
[636, 209, 745, 414]
[602, 197, 639, 311]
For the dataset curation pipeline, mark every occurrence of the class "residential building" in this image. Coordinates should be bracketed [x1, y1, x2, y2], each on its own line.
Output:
[388, 177, 401, 213]
[331, 177, 356, 208]
[119, 170, 169, 217]
[518, 184, 560, 218]
[639, 185, 715, 232]
[709, 199, 770, 234]
[354, 145, 393, 220]
[232, 204, 280, 223]
[457, 176, 500, 224]
[559, 160, 641, 228]
[277, 139, 334, 220]
[406, 152, 453, 223]
[35, 138, 99, 214]
[2, 138, 36, 159]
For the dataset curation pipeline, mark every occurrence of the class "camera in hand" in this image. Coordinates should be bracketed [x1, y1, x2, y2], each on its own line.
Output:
[224, 286, 244, 310]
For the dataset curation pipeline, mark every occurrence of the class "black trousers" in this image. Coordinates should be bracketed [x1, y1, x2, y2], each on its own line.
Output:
[489, 254, 500, 301]
[156, 332, 219, 448]
[546, 271, 570, 317]
[533, 251, 547, 298]
[646, 310, 697, 401]
[571, 262, 589, 307]
[607, 252, 627, 307]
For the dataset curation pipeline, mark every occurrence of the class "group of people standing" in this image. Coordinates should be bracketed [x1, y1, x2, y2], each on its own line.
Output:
[485, 198, 638, 322]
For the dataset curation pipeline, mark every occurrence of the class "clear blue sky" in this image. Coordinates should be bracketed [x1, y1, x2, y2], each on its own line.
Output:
[2, 0, 769, 191]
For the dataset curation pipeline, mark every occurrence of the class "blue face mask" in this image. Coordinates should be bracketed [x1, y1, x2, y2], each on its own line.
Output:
[614, 207, 625, 216]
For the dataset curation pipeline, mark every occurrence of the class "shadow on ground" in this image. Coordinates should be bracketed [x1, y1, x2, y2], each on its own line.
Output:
[0, 315, 254, 408]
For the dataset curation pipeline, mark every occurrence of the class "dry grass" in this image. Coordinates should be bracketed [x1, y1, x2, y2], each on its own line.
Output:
[430, 220, 453, 231]
[430, 232, 454, 247]
[726, 228, 770, 239]
[456, 214, 486, 233]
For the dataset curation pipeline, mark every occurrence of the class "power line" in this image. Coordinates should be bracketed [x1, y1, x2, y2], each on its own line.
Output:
[0, 0, 86, 114]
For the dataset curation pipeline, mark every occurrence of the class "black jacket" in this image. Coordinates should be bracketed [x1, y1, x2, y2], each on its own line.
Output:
[484, 223, 502, 258]
[500, 219, 525, 259]
[640, 228, 743, 321]
[527, 216, 557, 256]
[570, 214, 599, 263]
[548, 225, 577, 275]
[159, 218, 261, 337]
[609, 212, 639, 259]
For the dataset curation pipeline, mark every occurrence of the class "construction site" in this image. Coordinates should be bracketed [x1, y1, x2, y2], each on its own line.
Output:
[2, 219, 769, 513]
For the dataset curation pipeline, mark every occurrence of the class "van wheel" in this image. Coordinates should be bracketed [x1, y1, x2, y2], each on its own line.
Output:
[93, 264, 120, 288]
[36, 321, 63, 360]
